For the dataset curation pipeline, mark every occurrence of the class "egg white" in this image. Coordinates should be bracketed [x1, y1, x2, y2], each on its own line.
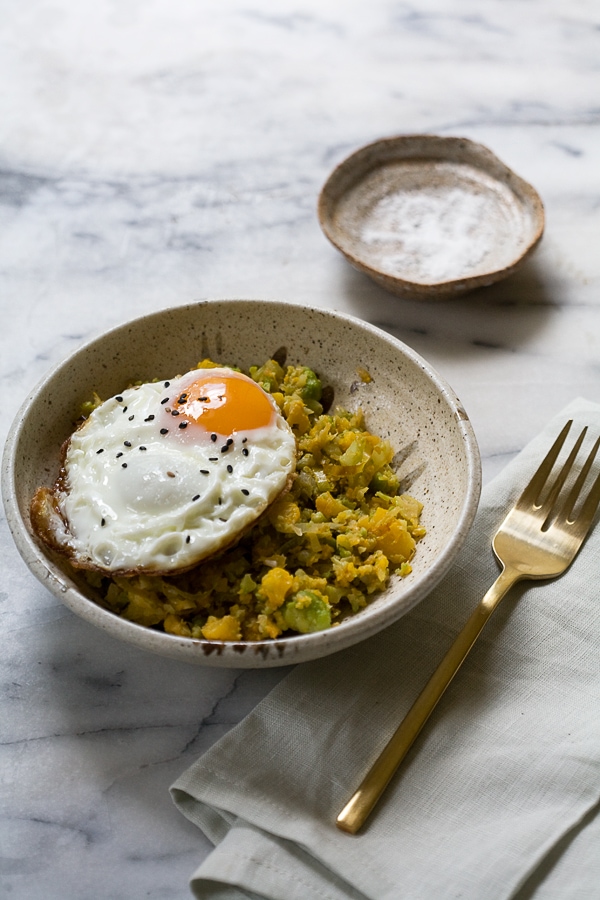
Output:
[51, 369, 296, 574]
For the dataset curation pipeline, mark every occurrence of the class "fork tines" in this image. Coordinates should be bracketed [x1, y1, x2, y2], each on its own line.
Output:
[519, 420, 600, 532]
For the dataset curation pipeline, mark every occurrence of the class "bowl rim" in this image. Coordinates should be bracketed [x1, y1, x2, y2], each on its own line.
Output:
[2, 298, 482, 666]
[317, 133, 546, 297]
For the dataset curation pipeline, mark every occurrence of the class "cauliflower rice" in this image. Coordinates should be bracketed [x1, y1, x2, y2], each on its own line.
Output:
[84, 357, 425, 641]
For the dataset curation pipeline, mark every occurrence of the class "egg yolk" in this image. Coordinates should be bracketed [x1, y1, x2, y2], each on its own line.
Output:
[173, 372, 275, 435]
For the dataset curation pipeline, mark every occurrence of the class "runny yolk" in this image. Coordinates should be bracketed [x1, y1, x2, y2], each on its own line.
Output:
[173, 372, 275, 435]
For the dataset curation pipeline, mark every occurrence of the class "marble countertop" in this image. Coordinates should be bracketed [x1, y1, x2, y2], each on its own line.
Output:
[1, 1, 599, 897]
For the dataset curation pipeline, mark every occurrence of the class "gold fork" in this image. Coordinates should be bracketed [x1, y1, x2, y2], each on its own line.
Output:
[337, 420, 600, 834]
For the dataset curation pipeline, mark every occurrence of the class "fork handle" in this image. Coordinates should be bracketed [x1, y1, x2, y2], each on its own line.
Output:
[336, 565, 520, 834]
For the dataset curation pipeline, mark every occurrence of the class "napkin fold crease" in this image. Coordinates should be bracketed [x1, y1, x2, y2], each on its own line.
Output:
[172, 400, 600, 900]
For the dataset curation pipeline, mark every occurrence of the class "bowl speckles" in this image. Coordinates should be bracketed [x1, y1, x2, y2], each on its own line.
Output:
[2, 300, 481, 667]
[318, 135, 545, 300]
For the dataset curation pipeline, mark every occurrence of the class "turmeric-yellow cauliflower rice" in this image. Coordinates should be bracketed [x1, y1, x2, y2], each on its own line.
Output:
[85, 357, 425, 641]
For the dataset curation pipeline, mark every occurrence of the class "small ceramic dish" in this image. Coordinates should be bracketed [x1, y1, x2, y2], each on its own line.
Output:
[2, 300, 481, 667]
[318, 135, 545, 300]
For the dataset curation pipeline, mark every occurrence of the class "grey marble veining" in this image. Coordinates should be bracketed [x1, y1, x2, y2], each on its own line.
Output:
[1, 0, 600, 897]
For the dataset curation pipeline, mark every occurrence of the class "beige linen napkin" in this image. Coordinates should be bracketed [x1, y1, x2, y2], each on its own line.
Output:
[171, 399, 600, 900]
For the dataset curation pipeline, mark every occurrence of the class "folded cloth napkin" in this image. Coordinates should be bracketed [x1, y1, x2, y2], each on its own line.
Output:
[171, 399, 600, 900]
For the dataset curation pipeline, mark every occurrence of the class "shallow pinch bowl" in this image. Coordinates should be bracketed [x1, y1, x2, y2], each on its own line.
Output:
[2, 300, 481, 667]
[318, 135, 545, 300]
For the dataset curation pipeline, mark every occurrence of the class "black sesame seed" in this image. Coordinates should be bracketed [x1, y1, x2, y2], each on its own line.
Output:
[241, 489, 249, 496]
[185, 535, 191, 543]
[219, 517, 227, 522]
[144, 415, 155, 422]
[220, 445, 229, 453]
[242, 447, 249, 456]
[161, 397, 169, 405]
[226, 438, 233, 446]
[96, 448, 104, 455]
[124, 441, 132, 447]
[211, 433, 217, 442]
[192, 494, 200, 502]
[200, 469, 209, 475]
[171, 409, 180, 416]
[160, 428, 168, 435]
[199, 396, 208, 402]
[178, 393, 187, 403]
[116, 452, 123, 458]
[227, 464, 233, 473]
[101, 518, 106, 526]
[139, 446, 147, 451]
[115, 396, 123, 402]
[128, 415, 134, 421]
[122, 406, 128, 413]
[122, 463, 127, 469]
[209, 457, 218, 462]
[218, 497, 222, 505]
[242, 437, 248, 443]
[178, 421, 188, 429]
[164, 381, 170, 387]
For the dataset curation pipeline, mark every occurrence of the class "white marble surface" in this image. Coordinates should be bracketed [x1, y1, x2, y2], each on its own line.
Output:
[1, 1, 599, 897]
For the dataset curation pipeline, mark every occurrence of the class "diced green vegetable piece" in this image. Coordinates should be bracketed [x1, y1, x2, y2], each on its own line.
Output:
[249, 360, 284, 391]
[239, 573, 257, 593]
[339, 438, 365, 466]
[304, 397, 323, 415]
[299, 368, 322, 402]
[283, 590, 331, 633]
[323, 584, 344, 605]
[294, 468, 317, 499]
[370, 469, 399, 495]
[313, 471, 334, 493]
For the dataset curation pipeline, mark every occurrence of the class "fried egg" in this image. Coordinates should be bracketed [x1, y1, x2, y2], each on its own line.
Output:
[31, 367, 297, 575]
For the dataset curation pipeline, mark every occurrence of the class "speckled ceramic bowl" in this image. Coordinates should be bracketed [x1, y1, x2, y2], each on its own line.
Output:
[318, 135, 545, 300]
[2, 300, 481, 667]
